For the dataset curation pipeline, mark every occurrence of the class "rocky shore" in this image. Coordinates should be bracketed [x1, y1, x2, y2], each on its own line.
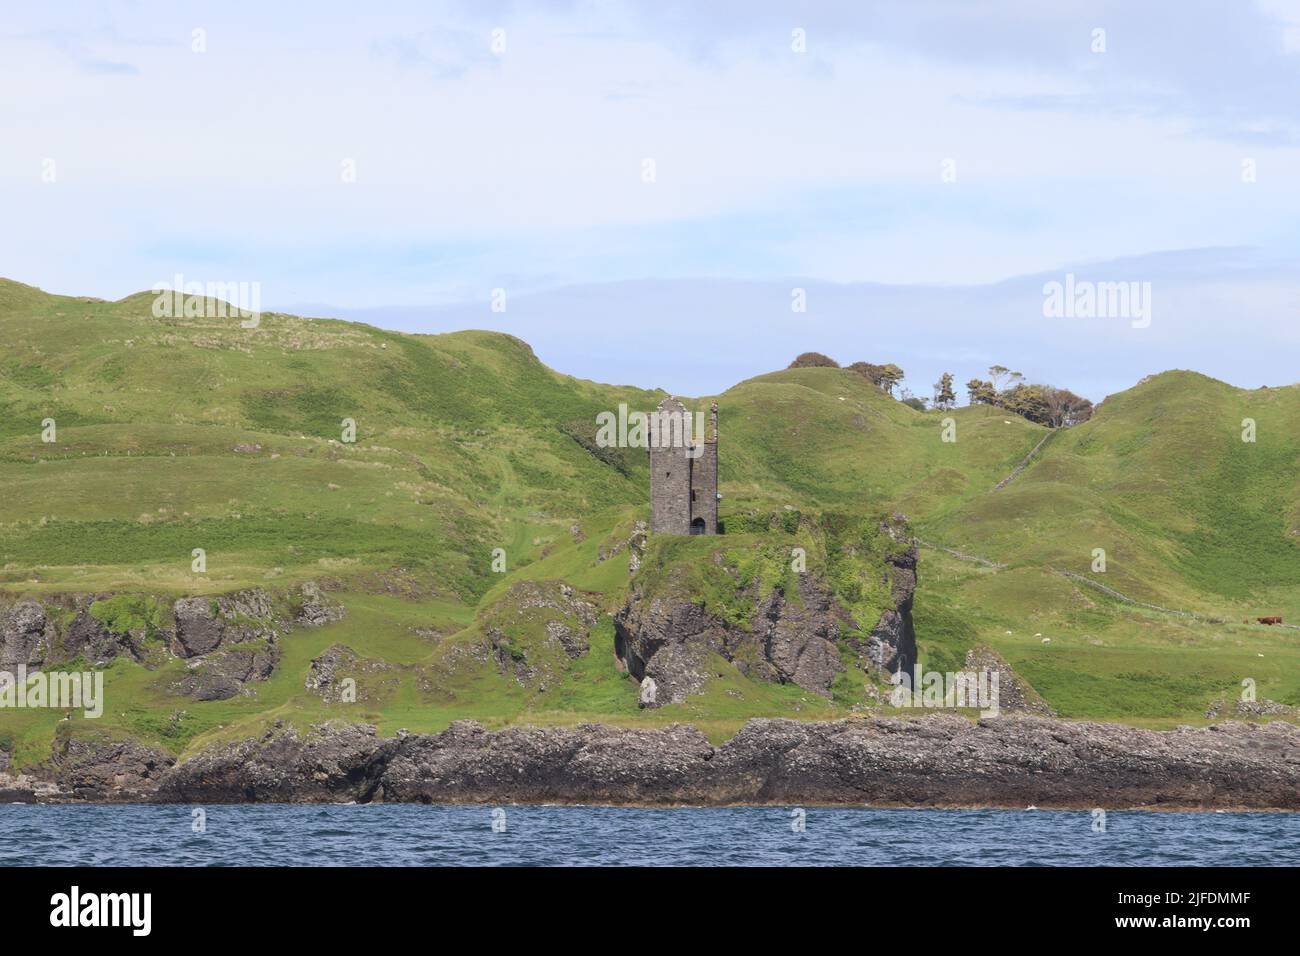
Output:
[3, 714, 1297, 810]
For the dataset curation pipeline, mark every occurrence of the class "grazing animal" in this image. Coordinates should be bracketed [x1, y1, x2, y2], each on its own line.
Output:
[1256, 616, 1283, 625]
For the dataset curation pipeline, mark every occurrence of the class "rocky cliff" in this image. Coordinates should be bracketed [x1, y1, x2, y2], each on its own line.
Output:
[613, 513, 918, 706]
[8, 715, 1297, 810]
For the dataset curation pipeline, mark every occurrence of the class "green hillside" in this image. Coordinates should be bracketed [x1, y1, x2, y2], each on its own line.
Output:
[1, 278, 1297, 766]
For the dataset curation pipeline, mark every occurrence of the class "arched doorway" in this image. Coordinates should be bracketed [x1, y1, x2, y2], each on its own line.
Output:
[690, 518, 706, 535]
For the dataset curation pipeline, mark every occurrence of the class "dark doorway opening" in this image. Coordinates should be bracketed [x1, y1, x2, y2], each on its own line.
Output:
[690, 518, 706, 535]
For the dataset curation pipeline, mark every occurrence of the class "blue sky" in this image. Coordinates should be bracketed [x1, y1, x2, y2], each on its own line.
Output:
[4, 1, 1300, 399]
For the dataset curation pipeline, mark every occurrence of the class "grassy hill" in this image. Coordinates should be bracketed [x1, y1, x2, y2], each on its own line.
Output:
[1, 278, 1297, 765]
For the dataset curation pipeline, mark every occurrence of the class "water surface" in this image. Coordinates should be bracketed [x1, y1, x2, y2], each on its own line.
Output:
[2, 804, 1295, 866]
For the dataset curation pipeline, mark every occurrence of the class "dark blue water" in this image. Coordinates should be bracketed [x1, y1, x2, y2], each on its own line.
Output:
[2, 805, 1296, 866]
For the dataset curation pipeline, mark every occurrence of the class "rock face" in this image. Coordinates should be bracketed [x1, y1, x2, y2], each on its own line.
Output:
[174, 644, 280, 701]
[16, 715, 1300, 808]
[375, 720, 716, 805]
[855, 522, 918, 677]
[168, 589, 287, 699]
[171, 588, 281, 659]
[614, 573, 856, 706]
[305, 643, 395, 703]
[0, 599, 54, 672]
[614, 518, 920, 707]
[63, 604, 149, 666]
[152, 721, 392, 803]
[66, 715, 1286, 809]
[44, 735, 175, 801]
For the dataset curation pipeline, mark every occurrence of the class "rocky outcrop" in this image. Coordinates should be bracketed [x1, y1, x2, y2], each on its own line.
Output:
[173, 643, 280, 701]
[615, 518, 919, 707]
[483, 581, 598, 688]
[295, 581, 345, 627]
[853, 521, 918, 677]
[43, 735, 175, 801]
[167, 589, 286, 698]
[305, 643, 395, 703]
[596, 520, 647, 573]
[0, 599, 54, 672]
[16, 715, 1300, 808]
[63, 605, 149, 666]
[171, 588, 281, 659]
[1206, 697, 1297, 719]
[374, 720, 716, 805]
[963, 645, 1055, 716]
[152, 721, 392, 803]
[614, 573, 855, 706]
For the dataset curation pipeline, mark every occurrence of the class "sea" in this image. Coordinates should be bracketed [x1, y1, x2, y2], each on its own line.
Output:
[2, 804, 1297, 866]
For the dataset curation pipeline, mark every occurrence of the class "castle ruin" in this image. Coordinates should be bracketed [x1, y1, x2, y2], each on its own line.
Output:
[649, 398, 718, 535]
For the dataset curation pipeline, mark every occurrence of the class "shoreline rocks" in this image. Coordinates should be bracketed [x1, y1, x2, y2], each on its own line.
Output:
[7, 714, 1297, 810]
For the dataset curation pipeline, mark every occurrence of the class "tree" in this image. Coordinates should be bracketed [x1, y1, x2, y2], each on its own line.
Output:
[848, 361, 905, 395]
[899, 388, 927, 411]
[877, 363, 905, 396]
[1043, 387, 1094, 428]
[933, 372, 956, 409]
[987, 365, 1022, 392]
[966, 378, 997, 405]
[1002, 383, 1052, 425]
[847, 361, 883, 382]
[788, 352, 839, 369]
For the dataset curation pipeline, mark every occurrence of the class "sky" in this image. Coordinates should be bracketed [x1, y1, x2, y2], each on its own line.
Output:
[3, 0, 1300, 400]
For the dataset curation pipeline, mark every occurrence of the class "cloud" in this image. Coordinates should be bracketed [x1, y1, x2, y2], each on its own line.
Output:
[296, 247, 1300, 401]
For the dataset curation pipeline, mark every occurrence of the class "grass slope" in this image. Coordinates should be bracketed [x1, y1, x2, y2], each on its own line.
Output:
[1, 279, 1297, 765]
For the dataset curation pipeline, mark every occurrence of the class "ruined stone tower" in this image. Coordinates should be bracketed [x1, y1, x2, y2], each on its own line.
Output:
[649, 398, 718, 535]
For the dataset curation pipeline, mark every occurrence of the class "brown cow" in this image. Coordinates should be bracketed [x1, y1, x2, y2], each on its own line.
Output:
[1256, 616, 1283, 625]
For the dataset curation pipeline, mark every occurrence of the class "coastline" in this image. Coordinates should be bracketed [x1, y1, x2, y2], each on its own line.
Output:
[4, 713, 1297, 811]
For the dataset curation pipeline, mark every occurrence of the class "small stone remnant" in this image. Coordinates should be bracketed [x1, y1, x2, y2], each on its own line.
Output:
[295, 581, 345, 627]
[638, 676, 658, 708]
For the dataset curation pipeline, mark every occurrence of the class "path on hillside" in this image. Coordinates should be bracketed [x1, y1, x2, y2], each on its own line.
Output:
[989, 429, 1056, 492]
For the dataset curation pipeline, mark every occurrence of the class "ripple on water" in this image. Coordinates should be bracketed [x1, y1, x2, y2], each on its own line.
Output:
[0, 805, 1297, 866]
